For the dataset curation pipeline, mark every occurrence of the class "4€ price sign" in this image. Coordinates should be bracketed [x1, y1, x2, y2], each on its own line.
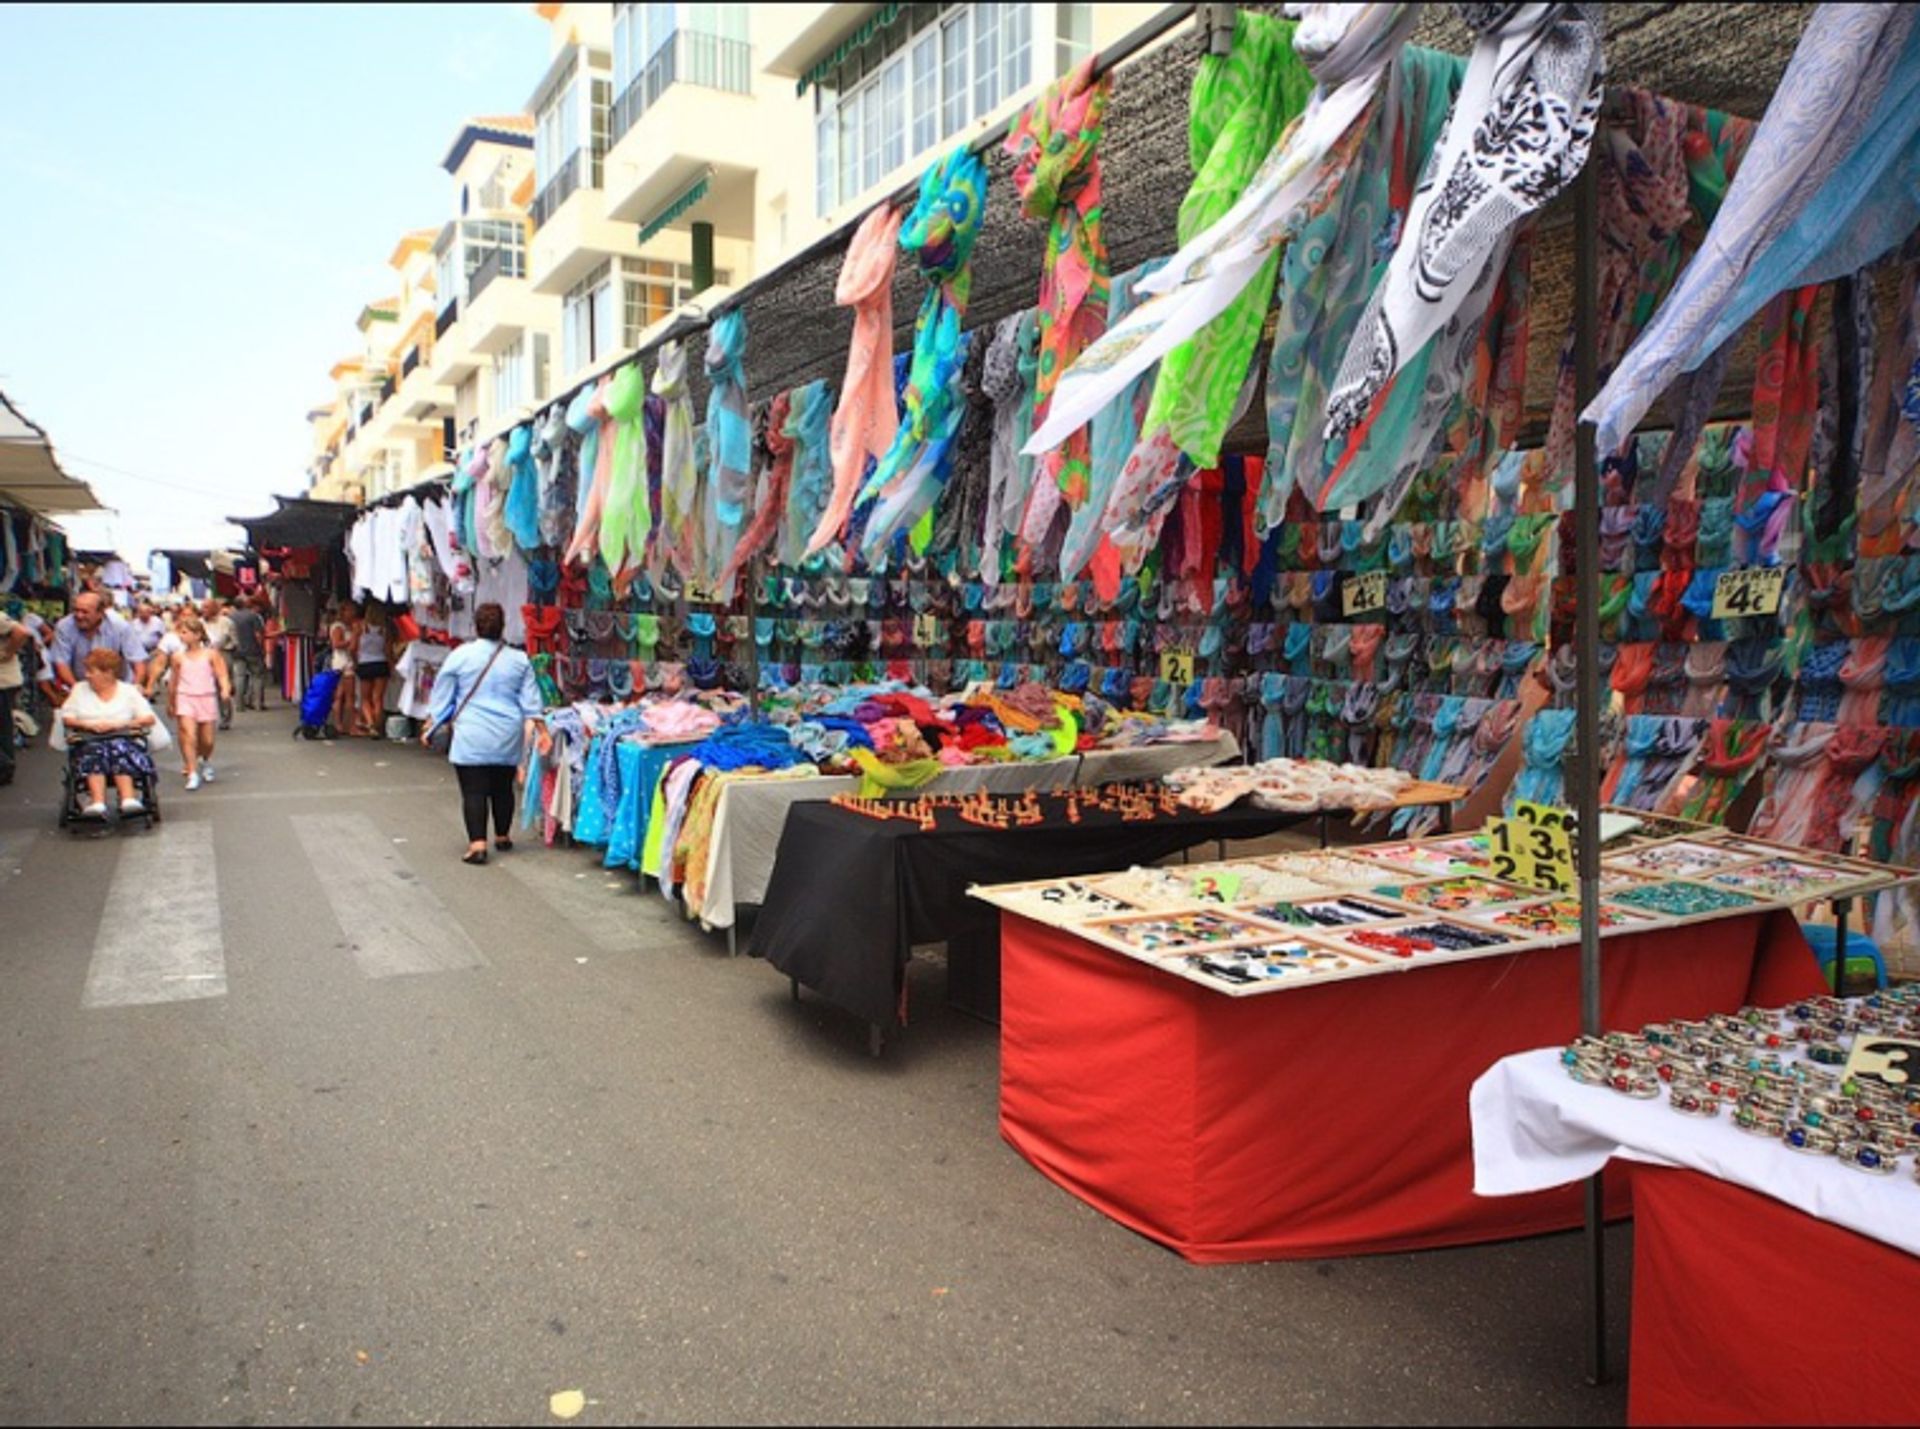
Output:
[1487, 799, 1575, 893]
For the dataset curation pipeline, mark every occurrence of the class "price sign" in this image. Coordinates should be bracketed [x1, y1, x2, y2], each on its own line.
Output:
[912, 613, 941, 647]
[1343, 570, 1388, 617]
[1487, 801, 1575, 893]
[685, 580, 721, 607]
[1160, 649, 1195, 684]
[1711, 567, 1786, 620]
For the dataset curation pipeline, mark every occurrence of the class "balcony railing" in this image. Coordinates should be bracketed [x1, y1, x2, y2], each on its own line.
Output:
[435, 298, 460, 339]
[467, 244, 524, 301]
[610, 33, 752, 146]
[531, 152, 583, 230]
[378, 376, 396, 403]
[400, 346, 420, 379]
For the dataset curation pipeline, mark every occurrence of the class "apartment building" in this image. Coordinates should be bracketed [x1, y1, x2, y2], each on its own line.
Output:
[304, 4, 1163, 504]
[528, 2, 752, 390]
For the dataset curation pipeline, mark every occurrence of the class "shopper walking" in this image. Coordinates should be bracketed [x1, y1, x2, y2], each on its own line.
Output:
[355, 601, 391, 740]
[167, 614, 231, 791]
[0, 604, 28, 787]
[421, 603, 546, 866]
[228, 595, 268, 714]
[200, 598, 235, 728]
[328, 601, 360, 735]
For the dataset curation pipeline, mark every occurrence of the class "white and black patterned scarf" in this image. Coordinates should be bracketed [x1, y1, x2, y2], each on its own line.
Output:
[1324, 2, 1604, 442]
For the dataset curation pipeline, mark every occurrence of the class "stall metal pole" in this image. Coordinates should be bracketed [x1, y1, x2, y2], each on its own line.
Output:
[1572, 144, 1608, 1390]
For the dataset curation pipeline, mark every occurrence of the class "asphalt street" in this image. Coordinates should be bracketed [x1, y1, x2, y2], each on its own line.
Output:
[0, 705, 1632, 1425]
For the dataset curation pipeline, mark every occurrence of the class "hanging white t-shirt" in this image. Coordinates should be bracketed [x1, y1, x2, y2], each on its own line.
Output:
[348, 515, 376, 599]
[473, 552, 530, 645]
[392, 641, 451, 719]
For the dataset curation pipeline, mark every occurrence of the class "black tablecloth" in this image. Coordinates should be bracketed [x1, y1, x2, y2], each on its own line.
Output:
[748, 795, 1311, 1030]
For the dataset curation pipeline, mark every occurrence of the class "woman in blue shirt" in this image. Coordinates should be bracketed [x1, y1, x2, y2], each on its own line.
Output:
[422, 603, 549, 865]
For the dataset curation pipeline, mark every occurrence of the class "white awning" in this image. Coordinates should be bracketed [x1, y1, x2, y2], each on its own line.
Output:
[0, 390, 103, 515]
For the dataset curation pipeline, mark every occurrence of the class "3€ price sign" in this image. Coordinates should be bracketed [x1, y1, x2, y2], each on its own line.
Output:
[1160, 649, 1195, 685]
[1711, 566, 1786, 620]
[1486, 800, 1575, 893]
[1343, 571, 1388, 618]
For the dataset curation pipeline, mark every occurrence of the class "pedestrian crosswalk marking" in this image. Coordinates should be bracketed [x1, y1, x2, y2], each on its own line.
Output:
[289, 813, 487, 978]
[82, 821, 228, 1008]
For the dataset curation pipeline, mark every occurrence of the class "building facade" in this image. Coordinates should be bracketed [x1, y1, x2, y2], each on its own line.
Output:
[305, 3, 1164, 503]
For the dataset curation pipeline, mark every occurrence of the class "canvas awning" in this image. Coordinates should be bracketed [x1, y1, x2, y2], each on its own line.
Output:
[0, 389, 103, 516]
[228, 495, 359, 551]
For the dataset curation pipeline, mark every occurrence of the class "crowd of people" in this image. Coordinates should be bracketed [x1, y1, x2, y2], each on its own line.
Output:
[0, 587, 281, 804]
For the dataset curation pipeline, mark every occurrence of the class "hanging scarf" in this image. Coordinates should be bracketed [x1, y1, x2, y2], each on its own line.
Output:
[1025, 9, 1322, 464]
[598, 361, 650, 575]
[705, 310, 752, 526]
[1671, 718, 1769, 824]
[1587, 4, 1920, 453]
[1808, 723, 1890, 852]
[1862, 258, 1920, 512]
[1326, 3, 1604, 450]
[1062, 259, 1166, 584]
[502, 422, 542, 553]
[859, 148, 987, 562]
[779, 380, 834, 569]
[982, 312, 1041, 585]
[536, 405, 572, 548]
[812, 204, 903, 555]
[1747, 286, 1821, 490]
[721, 390, 792, 590]
[1750, 722, 1838, 847]
[1008, 55, 1111, 516]
[1264, 41, 1462, 524]
[652, 340, 698, 579]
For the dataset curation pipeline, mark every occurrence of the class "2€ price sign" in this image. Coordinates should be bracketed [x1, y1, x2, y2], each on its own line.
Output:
[1160, 650, 1195, 685]
[912, 613, 942, 647]
[1711, 566, 1786, 620]
[1343, 571, 1388, 618]
[1487, 800, 1575, 893]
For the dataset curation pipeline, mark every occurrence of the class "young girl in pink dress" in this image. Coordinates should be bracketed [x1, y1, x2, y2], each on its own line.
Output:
[168, 614, 231, 791]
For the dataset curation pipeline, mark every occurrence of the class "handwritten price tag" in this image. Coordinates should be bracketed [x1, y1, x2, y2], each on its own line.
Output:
[1711, 567, 1785, 620]
[912, 613, 941, 647]
[1487, 801, 1575, 893]
[1160, 650, 1195, 684]
[1343, 571, 1388, 618]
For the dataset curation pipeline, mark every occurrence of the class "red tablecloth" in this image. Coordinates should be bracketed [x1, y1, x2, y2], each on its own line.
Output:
[999, 909, 1822, 1262]
[1628, 1164, 1920, 1425]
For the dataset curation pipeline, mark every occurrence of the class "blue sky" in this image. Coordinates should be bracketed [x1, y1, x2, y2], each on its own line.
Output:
[0, 3, 551, 565]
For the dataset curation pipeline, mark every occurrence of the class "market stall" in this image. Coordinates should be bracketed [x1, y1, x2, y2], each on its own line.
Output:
[974, 819, 1909, 1260]
[753, 769, 1467, 1052]
[1473, 980, 1920, 1424]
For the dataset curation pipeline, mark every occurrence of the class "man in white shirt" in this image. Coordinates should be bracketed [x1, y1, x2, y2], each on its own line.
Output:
[0, 606, 27, 786]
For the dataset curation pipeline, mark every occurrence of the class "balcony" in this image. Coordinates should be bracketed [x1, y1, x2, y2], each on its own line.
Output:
[462, 250, 561, 357]
[603, 38, 759, 241]
[609, 33, 752, 147]
[435, 298, 460, 339]
[528, 157, 636, 296]
[531, 152, 584, 230]
[400, 345, 421, 379]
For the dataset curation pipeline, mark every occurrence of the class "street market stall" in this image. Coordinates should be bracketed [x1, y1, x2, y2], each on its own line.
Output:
[1473, 980, 1920, 1424]
[974, 819, 1911, 1260]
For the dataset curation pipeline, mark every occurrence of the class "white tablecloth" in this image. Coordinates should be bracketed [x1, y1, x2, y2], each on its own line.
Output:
[1471, 1046, 1919, 1257]
[694, 732, 1241, 930]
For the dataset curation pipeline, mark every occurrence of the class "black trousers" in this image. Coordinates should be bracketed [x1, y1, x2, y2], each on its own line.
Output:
[455, 763, 516, 843]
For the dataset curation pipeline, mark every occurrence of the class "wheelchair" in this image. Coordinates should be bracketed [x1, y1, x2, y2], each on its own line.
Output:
[58, 730, 162, 836]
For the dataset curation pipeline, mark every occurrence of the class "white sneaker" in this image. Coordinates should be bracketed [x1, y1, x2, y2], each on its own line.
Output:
[200, 763, 215, 783]
[185, 772, 202, 791]
[120, 797, 145, 815]
[82, 801, 108, 818]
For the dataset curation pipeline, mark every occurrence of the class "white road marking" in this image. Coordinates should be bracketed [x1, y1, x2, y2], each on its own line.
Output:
[290, 813, 487, 978]
[82, 822, 227, 1008]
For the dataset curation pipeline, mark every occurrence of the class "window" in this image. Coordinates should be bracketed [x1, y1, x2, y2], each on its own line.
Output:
[910, 32, 937, 156]
[589, 75, 612, 187]
[1055, 2, 1090, 72]
[493, 335, 528, 413]
[534, 66, 580, 191]
[812, 3, 1031, 217]
[563, 261, 613, 375]
[940, 10, 970, 137]
[620, 256, 732, 346]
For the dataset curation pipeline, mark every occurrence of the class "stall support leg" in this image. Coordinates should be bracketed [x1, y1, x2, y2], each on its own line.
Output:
[727, 922, 738, 958]
[868, 1023, 884, 1058]
[1319, 810, 1330, 850]
[790, 977, 800, 1003]
[1215, 838, 1226, 862]
[1832, 896, 1851, 999]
